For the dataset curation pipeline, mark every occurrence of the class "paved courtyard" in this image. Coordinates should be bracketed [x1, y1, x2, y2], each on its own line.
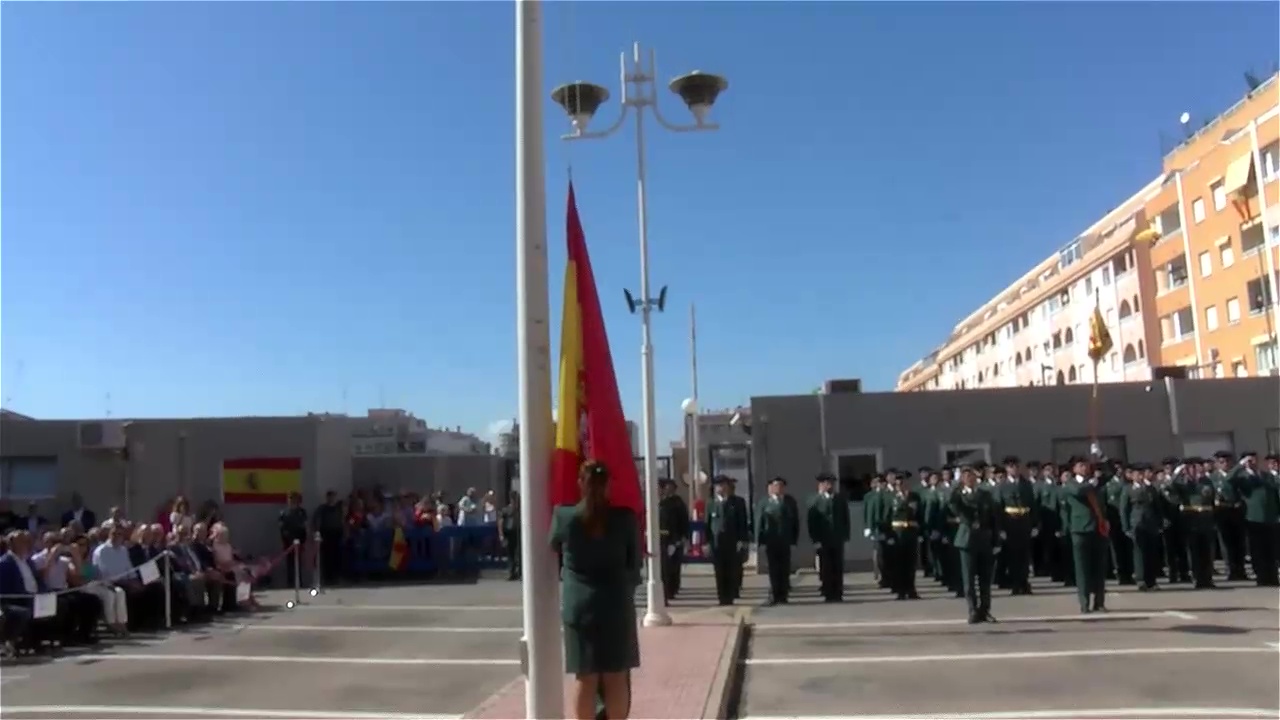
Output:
[739, 572, 1280, 720]
[0, 579, 531, 720]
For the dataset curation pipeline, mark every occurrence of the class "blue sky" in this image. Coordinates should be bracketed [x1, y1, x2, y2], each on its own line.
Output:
[2, 2, 1277, 445]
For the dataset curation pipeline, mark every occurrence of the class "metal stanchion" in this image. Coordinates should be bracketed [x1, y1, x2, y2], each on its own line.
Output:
[163, 552, 173, 629]
[289, 539, 301, 608]
[312, 531, 323, 596]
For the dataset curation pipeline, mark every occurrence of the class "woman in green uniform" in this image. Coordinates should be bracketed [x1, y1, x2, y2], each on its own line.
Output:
[550, 460, 641, 720]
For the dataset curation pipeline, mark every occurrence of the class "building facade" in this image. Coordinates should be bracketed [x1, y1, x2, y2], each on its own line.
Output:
[899, 74, 1280, 391]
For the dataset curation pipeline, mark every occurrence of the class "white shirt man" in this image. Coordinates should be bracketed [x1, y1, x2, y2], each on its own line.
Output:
[30, 547, 71, 591]
[92, 540, 134, 583]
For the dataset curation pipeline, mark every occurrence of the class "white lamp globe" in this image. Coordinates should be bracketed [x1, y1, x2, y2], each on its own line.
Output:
[681, 397, 697, 415]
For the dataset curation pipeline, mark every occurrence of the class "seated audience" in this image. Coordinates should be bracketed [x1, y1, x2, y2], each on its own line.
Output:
[30, 531, 100, 645]
[93, 522, 164, 631]
[168, 525, 215, 619]
[211, 523, 258, 611]
[0, 530, 61, 651]
[74, 534, 129, 635]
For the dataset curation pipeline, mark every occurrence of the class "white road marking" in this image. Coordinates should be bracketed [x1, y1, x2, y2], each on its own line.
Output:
[0, 707, 458, 719]
[297, 604, 521, 611]
[741, 709, 1280, 720]
[235, 624, 522, 634]
[744, 646, 1276, 666]
[753, 610, 1195, 630]
[0, 674, 30, 685]
[59, 652, 518, 666]
[1267, 642, 1280, 649]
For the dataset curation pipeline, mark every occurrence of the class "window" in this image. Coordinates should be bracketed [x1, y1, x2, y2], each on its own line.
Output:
[1109, 352, 1118, 371]
[1241, 222, 1265, 255]
[1059, 240, 1083, 269]
[1153, 203, 1182, 237]
[1226, 297, 1242, 323]
[1052, 332, 1062, 350]
[1118, 299, 1133, 320]
[1102, 266, 1112, 286]
[1162, 255, 1189, 292]
[1161, 306, 1196, 344]
[1211, 180, 1227, 211]
[1198, 251, 1212, 277]
[1205, 305, 1219, 331]
[1262, 140, 1279, 182]
[1084, 277, 1093, 297]
[1220, 240, 1235, 268]
[1123, 344, 1138, 365]
[1192, 197, 1206, 223]
[0, 457, 58, 500]
[1247, 275, 1276, 314]
[1105, 308, 1115, 326]
[1256, 340, 1278, 375]
[1233, 360, 1247, 377]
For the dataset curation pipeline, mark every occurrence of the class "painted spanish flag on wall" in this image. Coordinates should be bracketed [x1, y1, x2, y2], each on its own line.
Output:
[550, 183, 645, 527]
[221, 457, 302, 505]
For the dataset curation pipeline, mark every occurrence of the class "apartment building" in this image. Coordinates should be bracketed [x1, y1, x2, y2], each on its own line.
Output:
[898, 74, 1279, 391]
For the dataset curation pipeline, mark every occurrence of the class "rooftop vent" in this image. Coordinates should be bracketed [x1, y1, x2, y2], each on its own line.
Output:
[823, 378, 863, 394]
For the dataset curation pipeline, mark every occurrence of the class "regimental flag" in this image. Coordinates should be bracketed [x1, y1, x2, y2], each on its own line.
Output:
[1087, 302, 1114, 364]
[549, 183, 645, 527]
[221, 457, 302, 505]
[389, 526, 409, 571]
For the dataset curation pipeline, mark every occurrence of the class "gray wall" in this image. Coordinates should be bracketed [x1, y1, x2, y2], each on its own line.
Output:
[351, 454, 511, 502]
[751, 377, 1280, 572]
[0, 416, 353, 562]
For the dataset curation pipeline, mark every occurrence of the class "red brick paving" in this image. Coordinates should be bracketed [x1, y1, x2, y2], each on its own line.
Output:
[464, 621, 736, 719]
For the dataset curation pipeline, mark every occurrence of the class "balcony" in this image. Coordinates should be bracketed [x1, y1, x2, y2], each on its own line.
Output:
[1157, 255, 1190, 297]
[1160, 306, 1196, 347]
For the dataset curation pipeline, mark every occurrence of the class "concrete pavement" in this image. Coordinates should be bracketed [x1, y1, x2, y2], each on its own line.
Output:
[738, 572, 1280, 720]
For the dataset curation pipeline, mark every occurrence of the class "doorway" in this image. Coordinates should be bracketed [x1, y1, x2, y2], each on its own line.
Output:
[831, 448, 882, 567]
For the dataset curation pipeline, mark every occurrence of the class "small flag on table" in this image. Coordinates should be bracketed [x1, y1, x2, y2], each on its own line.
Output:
[389, 526, 409, 571]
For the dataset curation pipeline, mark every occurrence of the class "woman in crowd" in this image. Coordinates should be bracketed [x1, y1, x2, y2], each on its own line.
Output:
[550, 460, 640, 720]
[210, 522, 259, 611]
[168, 497, 194, 532]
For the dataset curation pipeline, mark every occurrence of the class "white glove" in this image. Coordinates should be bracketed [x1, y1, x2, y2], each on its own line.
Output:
[1030, 528, 1040, 538]
[887, 538, 897, 546]
[666, 545, 676, 557]
[736, 542, 747, 552]
[941, 537, 950, 546]
[1054, 531, 1063, 538]
[1174, 464, 1186, 476]
[862, 528, 871, 538]
[993, 545, 1003, 555]
[999, 531, 1007, 541]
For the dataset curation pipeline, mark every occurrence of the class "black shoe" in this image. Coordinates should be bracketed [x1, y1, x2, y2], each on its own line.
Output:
[1092, 604, 1107, 613]
[954, 591, 965, 598]
[907, 592, 921, 600]
[895, 593, 907, 600]
[1081, 607, 1092, 614]
[967, 612, 981, 624]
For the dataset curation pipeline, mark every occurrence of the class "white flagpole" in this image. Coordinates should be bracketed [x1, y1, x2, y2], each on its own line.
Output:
[515, 1, 564, 718]
[689, 303, 700, 508]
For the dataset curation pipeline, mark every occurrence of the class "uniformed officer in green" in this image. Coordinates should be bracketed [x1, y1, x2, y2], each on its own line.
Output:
[808, 472, 850, 602]
[549, 460, 640, 720]
[1158, 457, 1191, 584]
[1119, 463, 1162, 590]
[756, 477, 800, 605]
[1175, 458, 1218, 588]
[707, 475, 749, 605]
[1053, 466, 1076, 588]
[1032, 462, 1059, 580]
[1228, 451, 1280, 586]
[999, 456, 1037, 595]
[863, 474, 888, 587]
[1104, 461, 1135, 585]
[657, 478, 691, 602]
[1211, 450, 1250, 581]
[951, 464, 999, 624]
[1061, 456, 1108, 614]
[916, 466, 935, 579]
[885, 470, 922, 600]
[922, 469, 946, 584]
[278, 492, 308, 589]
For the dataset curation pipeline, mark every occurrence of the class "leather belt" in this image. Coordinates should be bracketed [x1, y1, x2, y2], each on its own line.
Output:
[891, 520, 918, 529]
[1004, 507, 1030, 516]
[946, 518, 961, 525]
[1181, 505, 1214, 513]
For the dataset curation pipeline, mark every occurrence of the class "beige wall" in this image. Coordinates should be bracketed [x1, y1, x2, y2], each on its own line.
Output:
[0, 416, 353, 561]
[751, 377, 1280, 572]
[351, 454, 512, 503]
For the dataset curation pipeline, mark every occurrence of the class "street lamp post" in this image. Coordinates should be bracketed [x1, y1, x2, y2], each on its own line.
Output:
[551, 42, 728, 628]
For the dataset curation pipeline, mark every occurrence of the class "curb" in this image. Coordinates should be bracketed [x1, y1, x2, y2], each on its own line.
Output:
[701, 608, 749, 720]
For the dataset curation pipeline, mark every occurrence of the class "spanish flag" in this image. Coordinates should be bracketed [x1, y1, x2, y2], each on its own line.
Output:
[1087, 301, 1114, 364]
[389, 526, 409, 571]
[221, 457, 302, 505]
[550, 183, 645, 526]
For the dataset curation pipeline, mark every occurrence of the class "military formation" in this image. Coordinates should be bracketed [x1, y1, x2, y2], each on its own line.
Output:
[656, 451, 1280, 623]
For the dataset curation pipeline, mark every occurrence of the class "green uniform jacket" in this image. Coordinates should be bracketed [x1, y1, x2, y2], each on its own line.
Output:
[658, 495, 691, 544]
[862, 489, 883, 537]
[923, 486, 946, 535]
[755, 496, 800, 546]
[1178, 475, 1218, 534]
[808, 492, 851, 546]
[950, 485, 1000, 552]
[1060, 479, 1104, 535]
[1228, 467, 1280, 524]
[1119, 481, 1162, 535]
[1055, 483, 1074, 534]
[707, 495, 750, 551]
[998, 478, 1037, 537]
[1105, 477, 1127, 513]
[887, 489, 922, 538]
[1213, 469, 1243, 506]
[1035, 479, 1060, 535]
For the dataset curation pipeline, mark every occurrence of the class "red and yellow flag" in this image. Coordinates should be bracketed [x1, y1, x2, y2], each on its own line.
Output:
[549, 183, 645, 526]
[221, 457, 302, 504]
[1087, 304, 1114, 364]
[389, 526, 409, 571]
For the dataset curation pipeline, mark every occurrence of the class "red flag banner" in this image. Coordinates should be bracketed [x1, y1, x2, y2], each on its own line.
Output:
[549, 183, 645, 527]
